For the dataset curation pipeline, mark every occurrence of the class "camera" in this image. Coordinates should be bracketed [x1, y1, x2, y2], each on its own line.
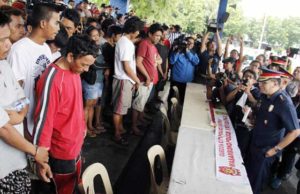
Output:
[207, 19, 222, 33]
[242, 78, 249, 86]
[215, 72, 227, 88]
[172, 35, 187, 53]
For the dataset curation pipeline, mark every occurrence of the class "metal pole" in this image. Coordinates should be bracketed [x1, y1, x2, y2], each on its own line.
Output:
[216, 0, 228, 38]
[258, 13, 267, 50]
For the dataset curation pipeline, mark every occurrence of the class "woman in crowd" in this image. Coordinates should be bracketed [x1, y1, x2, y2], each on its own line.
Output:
[82, 25, 105, 137]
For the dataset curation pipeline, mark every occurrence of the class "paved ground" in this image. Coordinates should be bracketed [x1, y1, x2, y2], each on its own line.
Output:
[263, 157, 298, 194]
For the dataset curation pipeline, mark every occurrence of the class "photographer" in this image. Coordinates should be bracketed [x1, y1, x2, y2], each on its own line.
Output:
[197, 30, 222, 81]
[209, 57, 240, 105]
[226, 69, 260, 159]
[169, 36, 199, 104]
[197, 30, 222, 100]
[224, 35, 244, 73]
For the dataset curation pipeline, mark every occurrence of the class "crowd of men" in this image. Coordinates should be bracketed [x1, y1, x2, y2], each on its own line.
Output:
[0, 0, 300, 194]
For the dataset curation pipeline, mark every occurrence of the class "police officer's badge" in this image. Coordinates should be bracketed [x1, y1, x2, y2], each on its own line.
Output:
[268, 104, 274, 112]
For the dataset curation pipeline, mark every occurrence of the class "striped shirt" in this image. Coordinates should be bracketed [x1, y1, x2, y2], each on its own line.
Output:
[168, 32, 181, 46]
[33, 64, 86, 160]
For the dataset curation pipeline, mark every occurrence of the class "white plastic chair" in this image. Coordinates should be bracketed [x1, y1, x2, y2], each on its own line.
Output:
[82, 163, 113, 194]
[169, 97, 181, 145]
[172, 86, 180, 102]
[147, 145, 169, 194]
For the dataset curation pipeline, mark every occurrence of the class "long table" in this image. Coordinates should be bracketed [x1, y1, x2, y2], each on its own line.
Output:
[168, 83, 253, 194]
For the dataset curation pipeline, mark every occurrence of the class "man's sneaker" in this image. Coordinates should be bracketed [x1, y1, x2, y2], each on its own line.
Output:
[271, 177, 282, 190]
[282, 173, 292, 181]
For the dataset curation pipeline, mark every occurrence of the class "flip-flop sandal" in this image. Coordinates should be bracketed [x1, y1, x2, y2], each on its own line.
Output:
[87, 130, 96, 137]
[112, 136, 129, 146]
[95, 125, 107, 133]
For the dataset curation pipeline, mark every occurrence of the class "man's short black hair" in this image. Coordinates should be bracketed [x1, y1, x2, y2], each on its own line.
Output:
[0, 10, 11, 27]
[161, 24, 169, 31]
[86, 17, 98, 27]
[106, 25, 122, 37]
[174, 24, 181, 32]
[243, 69, 257, 80]
[61, 8, 80, 27]
[46, 25, 69, 49]
[257, 54, 266, 62]
[148, 23, 163, 35]
[250, 60, 261, 67]
[0, 5, 23, 17]
[65, 34, 99, 59]
[116, 13, 123, 20]
[101, 18, 115, 35]
[123, 16, 144, 34]
[31, 3, 63, 29]
[84, 25, 99, 36]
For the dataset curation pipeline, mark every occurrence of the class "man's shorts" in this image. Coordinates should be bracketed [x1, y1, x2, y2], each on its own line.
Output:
[132, 82, 153, 112]
[112, 78, 134, 115]
[82, 80, 103, 100]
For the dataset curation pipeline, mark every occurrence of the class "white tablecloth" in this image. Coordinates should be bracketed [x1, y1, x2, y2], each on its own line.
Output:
[180, 83, 214, 131]
[168, 127, 252, 194]
[168, 83, 253, 194]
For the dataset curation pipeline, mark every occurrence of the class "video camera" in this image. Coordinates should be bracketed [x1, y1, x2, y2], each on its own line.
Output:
[206, 12, 229, 33]
[207, 19, 222, 33]
[242, 78, 249, 86]
[172, 34, 188, 53]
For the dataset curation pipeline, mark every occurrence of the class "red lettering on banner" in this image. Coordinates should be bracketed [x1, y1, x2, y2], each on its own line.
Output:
[218, 118, 225, 157]
[223, 115, 236, 168]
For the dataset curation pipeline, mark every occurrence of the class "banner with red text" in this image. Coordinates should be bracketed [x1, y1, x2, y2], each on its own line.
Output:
[214, 109, 250, 185]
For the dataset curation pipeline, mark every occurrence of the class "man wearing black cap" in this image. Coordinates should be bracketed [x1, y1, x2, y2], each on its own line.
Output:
[246, 68, 300, 194]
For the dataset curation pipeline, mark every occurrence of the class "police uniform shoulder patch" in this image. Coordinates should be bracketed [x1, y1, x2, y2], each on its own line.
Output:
[279, 94, 286, 102]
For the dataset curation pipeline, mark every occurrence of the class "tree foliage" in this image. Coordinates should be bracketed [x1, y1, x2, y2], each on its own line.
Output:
[90, 0, 300, 49]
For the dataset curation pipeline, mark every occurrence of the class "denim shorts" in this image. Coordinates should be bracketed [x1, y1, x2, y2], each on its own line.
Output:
[82, 79, 103, 100]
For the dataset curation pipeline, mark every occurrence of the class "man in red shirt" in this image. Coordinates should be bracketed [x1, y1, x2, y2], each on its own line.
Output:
[132, 23, 163, 134]
[33, 35, 98, 193]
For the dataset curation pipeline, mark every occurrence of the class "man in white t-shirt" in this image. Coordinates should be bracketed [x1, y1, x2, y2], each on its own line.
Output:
[112, 16, 144, 146]
[0, 11, 49, 193]
[7, 3, 63, 139]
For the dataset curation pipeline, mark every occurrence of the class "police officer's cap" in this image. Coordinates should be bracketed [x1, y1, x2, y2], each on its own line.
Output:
[258, 67, 283, 82]
[278, 67, 294, 79]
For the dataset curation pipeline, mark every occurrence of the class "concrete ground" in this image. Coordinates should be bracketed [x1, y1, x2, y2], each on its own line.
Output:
[263, 157, 298, 194]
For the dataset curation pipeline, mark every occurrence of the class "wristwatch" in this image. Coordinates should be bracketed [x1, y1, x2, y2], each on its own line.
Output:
[274, 145, 282, 153]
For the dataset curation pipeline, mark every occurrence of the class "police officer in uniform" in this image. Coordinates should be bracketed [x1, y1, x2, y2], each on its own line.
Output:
[246, 68, 300, 194]
[271, 67, 300, 189]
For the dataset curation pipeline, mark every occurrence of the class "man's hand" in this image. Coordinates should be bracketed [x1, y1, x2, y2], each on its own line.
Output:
[34, 147, 49, 165]
[5, 110, 24, 125]
[155, 55, 162, 66]
[145, 77, 151, 87]
[208, 58, 213, 66]
[134, 81, 140, 90]
[227, 36, 233, 44]
[265, 148, 277, 158]
[239, 35, 244, 43]
[83, 129, 87, 138]
[104, 69, 110, 78]
[163, 73, 168, 81]
[37, 163, 53, 183]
